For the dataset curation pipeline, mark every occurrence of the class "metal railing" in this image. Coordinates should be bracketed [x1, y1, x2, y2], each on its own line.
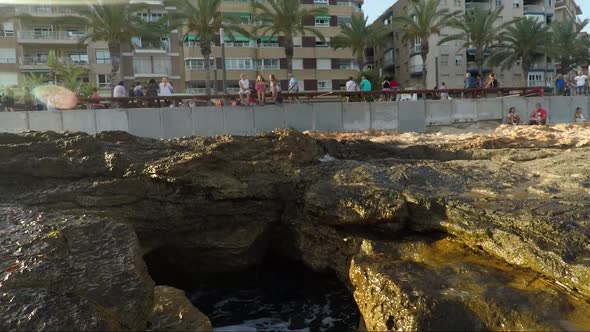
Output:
[21, 56, 89, 65]
[18, 30, 86, 41]
[16, 6, 78, 15]
[76, 87, 541, 109]
[0, 58, 17, 64]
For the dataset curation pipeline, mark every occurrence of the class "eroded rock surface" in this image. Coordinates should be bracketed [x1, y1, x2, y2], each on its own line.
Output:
[1, 125, 589, 330]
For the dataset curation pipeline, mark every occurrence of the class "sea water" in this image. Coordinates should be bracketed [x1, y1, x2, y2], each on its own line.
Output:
[189, 259, 360, 332]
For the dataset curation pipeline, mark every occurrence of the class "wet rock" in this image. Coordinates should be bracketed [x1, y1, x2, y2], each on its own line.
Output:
[350, 237, 590, 331]
[148, 286, 211, 331]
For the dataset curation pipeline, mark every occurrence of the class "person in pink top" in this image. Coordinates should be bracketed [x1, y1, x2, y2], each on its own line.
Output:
[256, 75, 266, 106]
[529, 103, 547, 125]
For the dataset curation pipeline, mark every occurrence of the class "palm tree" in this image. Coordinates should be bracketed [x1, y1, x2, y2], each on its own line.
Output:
[393, 0, 456, 88]
[166, 0, 249, 95]
[438, 6, 511, 76]
[331, 13, 389, 72]
[488, 17, 551, 86]
[549, 18, 590, 75]
[74, 0, 166, 90]
[252, 0, 328, 76]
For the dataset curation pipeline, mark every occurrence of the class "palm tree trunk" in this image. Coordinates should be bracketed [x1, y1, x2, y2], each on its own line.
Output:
[522, 63, 528, 87]
[201, 42, 213, 96]
[356, 54, 364, 72]
[108, 42, 122, 96]
[421, 52, 428, 89]
[284, 37, 294, 78]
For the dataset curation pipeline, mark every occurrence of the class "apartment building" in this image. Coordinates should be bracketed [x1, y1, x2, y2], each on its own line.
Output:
[0, 1, 183, 93]
[371, 0, 582, 90]
[184, 0, 364, 94]
[0, 0, 363, 94]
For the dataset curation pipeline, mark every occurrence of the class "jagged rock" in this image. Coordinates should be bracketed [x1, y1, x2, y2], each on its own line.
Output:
[148, 286, 211, 331]
[350, 237, 590, 331]
[1, 126, 590, 330]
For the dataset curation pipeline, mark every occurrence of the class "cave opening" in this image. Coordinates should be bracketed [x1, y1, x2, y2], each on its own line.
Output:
[144, 249, 361, 331]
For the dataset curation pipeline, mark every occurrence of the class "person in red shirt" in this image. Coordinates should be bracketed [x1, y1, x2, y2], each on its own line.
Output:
[529, 103, 547, 125]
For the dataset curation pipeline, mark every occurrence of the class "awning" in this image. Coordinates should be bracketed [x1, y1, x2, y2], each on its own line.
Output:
[316, 15, 331, 20]
[225, 34, 249, 42]
[21, 69, 50, 73]
[224, 12, 251, 19]
[258, 36, 279, 42]
[184, 34, 200, 41]
[467, 48, 491, 56]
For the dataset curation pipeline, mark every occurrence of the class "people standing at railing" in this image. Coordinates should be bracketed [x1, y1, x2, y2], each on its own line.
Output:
[113, 81, 126, 109]
[345, 76, 358, 103]
[238, 73, 251, 106]
[379, 77, 391, 102]
[288, 73, 300, 104]
[555, 74, 565, 96]
[439, 82, 449, 100]
[146, 79, 159, 107]
[256, 75, 266, 106]
[269, 74, 279, 104]
[159, 77, 173, 107]
[574, 71, 587, 96]
[90, 88, 104, 109]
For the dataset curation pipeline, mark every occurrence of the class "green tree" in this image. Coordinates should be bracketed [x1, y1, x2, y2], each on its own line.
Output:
[74, 1, 167, 90]
[331, 13, 389, 71]
[393, 0, 456, 88]
[47, 50, 88, 92]
[549, 18, 590, 75]
[438, 5, 511, 76]
[488, 17, 551, 86]
[166, 0, 249, 95]
[252, 0, 328, 76]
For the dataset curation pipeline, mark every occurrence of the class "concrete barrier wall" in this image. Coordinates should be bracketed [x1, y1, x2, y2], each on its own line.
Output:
[0, 97, 587, 138]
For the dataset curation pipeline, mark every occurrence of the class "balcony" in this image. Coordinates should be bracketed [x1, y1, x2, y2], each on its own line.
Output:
[17, 30, 86, 44]
[409, 64, 424, 76]
[465, 2, 491, 11]
[523, 5, 546, 14]
[0, 57, 17, 64]
[410, 44, 422, 55]
[15, 6, 79, 16]
[336, 2, 362, 11]
[20, 56, 90, 66]
[0, 30, 15, 38]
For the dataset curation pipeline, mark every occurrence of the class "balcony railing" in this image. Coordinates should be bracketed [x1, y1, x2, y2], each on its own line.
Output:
[409, 64, 424, 74]
[16, 6, 78, 15]
[0, 31, 15, 37]
[410, 44, 422, 54]
[0, 58, 17, 64]
[465, 2, 491, 11]
[523, 5, 546, 13]
[18, 30, 86, 41]
[336, 2, 362, 11]
[21, 56, 89, 65]
[133, 40, 170, 52]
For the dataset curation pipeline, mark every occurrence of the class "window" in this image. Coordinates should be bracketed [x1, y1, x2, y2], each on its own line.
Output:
[95, 50, 110, 64]
[337, 16, 352, 26]
[314, 0, 328, 4]
[185, 58, 216, 70]
[455, 55, 463, 65]
[315, 16, 330, 27]
[318, 80, 332, 91]
[512, 0, 519, 8]
[97, 74, 111, 88]
[256, 58, 280, 70]
[496, 0, 502, 7]
[2, 22, 14, 36]
[293, 36, 302, 47]
[225, 58, 253, 70]
[454, 0, 461, 5]
[440, 55, 449, 66]
[68, 52, 88, 64]
[0, 48, 16, 63]
[339, 59, 359, 70]
[292, 58, 303, 70]
[226, 40, 253, 48]
[317, 59, 331, 70]
[316, 37, 330, 48]
[137, 12, 164, 22]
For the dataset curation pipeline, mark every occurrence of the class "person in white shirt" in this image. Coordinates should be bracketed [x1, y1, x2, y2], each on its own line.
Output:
[239, 73, 251, 106]
[345, 76, 358, 103]
[288, 73, 299, 104]
[113, 81, 127, 108]
[159, 77, 173, 107]
[574, 71, 587, 96]
[439, 82, 449, 100]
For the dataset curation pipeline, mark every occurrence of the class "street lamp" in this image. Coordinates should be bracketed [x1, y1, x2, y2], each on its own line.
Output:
[220, 28, 227, 94]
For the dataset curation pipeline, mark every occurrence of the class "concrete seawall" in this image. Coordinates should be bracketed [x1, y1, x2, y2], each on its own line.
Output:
[0, 97, 587, 138]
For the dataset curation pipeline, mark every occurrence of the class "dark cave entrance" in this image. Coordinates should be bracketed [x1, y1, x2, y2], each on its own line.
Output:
[144, 249, 361, 331]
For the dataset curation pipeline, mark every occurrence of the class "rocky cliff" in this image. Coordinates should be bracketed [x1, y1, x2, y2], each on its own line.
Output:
[1, 124, 589, 330]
